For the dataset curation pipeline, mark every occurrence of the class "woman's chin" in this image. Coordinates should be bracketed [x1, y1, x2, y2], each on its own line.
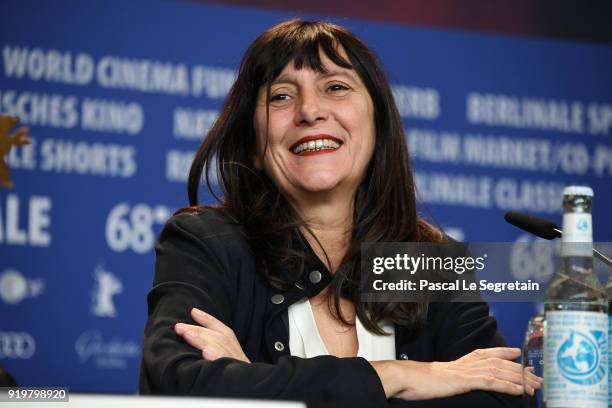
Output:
[295, 178, 344, 194]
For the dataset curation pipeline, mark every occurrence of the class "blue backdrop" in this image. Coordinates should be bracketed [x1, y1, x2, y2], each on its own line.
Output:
[1, 0, 611, 392]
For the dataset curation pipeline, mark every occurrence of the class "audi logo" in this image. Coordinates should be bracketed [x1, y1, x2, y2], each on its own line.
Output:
[0, 331, 36, 359]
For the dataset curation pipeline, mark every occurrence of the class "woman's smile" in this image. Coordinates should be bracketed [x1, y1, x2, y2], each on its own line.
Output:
[289, 134, 343, 156]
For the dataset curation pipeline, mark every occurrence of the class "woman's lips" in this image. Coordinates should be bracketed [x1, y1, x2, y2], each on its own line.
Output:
[296, 148, 340, 156]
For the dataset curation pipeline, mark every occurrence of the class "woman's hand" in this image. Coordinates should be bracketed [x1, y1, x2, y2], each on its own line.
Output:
[174, 308, 251, 363]
[372, 347, 542, 400]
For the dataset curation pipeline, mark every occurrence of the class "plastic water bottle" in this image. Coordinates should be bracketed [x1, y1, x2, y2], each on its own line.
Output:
[523, 314, 544, 407]
[544, 186, 608, 407]
[606, 276, 612, 407]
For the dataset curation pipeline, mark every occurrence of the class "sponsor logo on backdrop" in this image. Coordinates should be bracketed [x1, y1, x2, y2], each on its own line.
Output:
[0, 331, 36, 359]
[0, 269, 45, 305]
[74, 330, 140, 369]
[91, 265, 122, 317]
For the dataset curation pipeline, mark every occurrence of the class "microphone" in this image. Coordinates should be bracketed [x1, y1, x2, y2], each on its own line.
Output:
[504, 211, 562, 240]
[504, 211, 612, 268]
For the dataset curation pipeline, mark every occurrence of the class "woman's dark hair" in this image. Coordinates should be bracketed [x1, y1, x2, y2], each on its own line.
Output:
[186, 19, 444, 334]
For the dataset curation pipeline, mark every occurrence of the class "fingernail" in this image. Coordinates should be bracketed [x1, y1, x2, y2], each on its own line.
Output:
[175, 323, 185, 332]
[184, 330, 197, 338]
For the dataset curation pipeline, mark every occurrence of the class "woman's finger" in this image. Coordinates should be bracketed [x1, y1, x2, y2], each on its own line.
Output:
[175, 323, 251, 363]
[178, 327, 213, 350]
[465, 357, 542, 389]
[459, 347, 521, 363]
[467, 365, 540, 390]
[175, 322, 199, 334]
[485, 366, 522, 386]
[477, 357, 523, 375]
[177, 312, 250, 364]
[181, 329, 233, 356]
[191, 308, 234, 336]
[182, 329, 205, 349]
[175, 324, 228, 351]
[468, 374, 523, 396]
[177, 321, 240, 353]
[175, 323, 224, 340]
[523, 367, 543, 387]
[478, 357, 543, 386]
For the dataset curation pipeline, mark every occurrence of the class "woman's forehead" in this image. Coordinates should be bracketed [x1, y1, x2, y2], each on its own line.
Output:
[270, 42, 351, 75]
[272, 61, 358, 85]
[271, 46, 357, 83]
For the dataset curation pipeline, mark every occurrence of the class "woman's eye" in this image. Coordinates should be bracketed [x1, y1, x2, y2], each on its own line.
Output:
[270, 93, 290, 102]
[328, 84, 349, 92]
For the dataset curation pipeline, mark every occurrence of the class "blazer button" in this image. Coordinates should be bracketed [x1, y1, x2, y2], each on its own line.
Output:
[399, 353, 409, 360]
[271, 294, 284, 304]
[274, 341, 285, 352]
[309, 270, 322, 284]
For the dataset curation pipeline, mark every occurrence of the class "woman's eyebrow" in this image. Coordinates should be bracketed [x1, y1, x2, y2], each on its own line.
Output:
[320, 69, 357, 82]
[271, 69, 358, 86]
[271, 74, 294, 85]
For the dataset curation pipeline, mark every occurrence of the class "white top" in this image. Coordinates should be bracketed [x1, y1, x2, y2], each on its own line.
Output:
[287, 297, 395, 361]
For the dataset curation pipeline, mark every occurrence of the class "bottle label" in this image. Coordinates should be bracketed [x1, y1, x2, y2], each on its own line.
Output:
[561, 213, 593, 256]
[609, 315, 612, 406]
[544, 310, 608, 407]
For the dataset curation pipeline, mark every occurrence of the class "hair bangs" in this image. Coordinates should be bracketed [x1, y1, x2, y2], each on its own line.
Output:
[262, 22, 354, 87]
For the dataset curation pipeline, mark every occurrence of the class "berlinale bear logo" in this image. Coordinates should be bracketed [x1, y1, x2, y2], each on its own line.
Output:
[0, 115, 31, 189]
[91, 265, 123, 318]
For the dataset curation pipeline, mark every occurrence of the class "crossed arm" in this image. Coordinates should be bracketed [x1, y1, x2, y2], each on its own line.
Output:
[174, 306, 542, 401]
[142, 213, 540, 407]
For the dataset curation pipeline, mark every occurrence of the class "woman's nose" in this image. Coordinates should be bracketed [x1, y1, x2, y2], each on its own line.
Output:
[294, 90, 328, 126]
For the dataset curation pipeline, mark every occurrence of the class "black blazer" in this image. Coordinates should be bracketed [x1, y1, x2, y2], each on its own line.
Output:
[139, 209, 522, 408]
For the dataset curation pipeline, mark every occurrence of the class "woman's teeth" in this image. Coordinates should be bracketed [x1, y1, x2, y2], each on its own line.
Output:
[292, 139, 341, 154]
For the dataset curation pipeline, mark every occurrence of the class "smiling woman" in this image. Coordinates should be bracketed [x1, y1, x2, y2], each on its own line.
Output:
[253, 47, 375, 219]
[140, 19, 538, 408]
